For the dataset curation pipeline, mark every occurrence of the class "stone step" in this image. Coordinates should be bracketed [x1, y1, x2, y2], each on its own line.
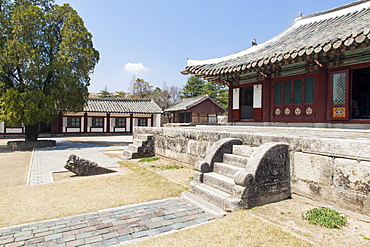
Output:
[181, 191, 226, 218]
[189, 181, 244, 211]
[203, 173, 235, 194]
[123, 149, 140, 159]
[133, 139, 145, 146]
[223, 154, 249, 168]
[137, 134, 154, 141]
[128, 144, 142, 152]
[214, 162, 245, 178]
[232, 145, 256, 157]
[190, 181, 231, 210]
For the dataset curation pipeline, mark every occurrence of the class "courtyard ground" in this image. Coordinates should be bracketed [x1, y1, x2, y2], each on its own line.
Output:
[0, 136, 369, 246]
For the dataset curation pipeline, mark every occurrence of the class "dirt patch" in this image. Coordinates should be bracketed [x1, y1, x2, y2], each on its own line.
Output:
[53, 165, 133, 182]
[99, 151, 194, 188]
[247, 196, 370, 247]
[0, 139, 31, 187]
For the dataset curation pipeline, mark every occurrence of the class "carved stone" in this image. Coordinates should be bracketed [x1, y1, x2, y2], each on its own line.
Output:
[65, 154, 117, 176]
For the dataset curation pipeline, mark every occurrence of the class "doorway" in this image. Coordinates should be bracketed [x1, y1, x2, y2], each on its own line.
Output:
[352, 67, 370, 119]
[240, 86, 253, 119]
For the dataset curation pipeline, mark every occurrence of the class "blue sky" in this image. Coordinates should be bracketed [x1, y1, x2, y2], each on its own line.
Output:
[55, 0, 353, 93]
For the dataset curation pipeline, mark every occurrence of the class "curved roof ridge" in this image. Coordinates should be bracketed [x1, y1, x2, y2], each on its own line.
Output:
[88, 97, 153, 101]
[186, 0, 370, 67]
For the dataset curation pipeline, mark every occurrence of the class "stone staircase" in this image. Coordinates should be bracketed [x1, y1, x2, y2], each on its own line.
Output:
[122, 134, 155, 159]
[183, 138, 290, 214]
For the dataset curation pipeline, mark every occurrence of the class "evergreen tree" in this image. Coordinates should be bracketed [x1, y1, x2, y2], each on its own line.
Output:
[181, 76, 205, 98]
[0, 0, 99, 141]
[98, 86, 112, 98]
[204, 81, 228, 109]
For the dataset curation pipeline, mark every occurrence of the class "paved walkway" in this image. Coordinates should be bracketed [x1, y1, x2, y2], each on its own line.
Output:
[28, 138, 124, 185]
[0, 198, 215, 247]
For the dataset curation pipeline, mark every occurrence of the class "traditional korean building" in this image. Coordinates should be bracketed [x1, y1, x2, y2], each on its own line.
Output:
[181, 0, 370, 128]
[164, 95, 225, 124]
[0, 98, 162, 135]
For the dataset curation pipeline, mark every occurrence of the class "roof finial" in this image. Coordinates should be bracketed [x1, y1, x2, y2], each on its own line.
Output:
[295, 11, 303, 21]
[252, 38, 257, 46]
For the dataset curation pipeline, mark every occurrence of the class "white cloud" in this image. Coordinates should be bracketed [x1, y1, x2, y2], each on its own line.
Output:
[124, 63, 150, 73]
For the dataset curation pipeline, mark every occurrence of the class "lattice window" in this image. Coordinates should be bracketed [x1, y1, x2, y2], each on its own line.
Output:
[92, 117, 103, 127]
[333, 73, 346, 105]
[274, 82, 282, 105]
[284, 81, 291, 104]
[138, 118, 147, 126]
[294, 79, 302, 104]
[115, 118, 126, 127]
[305, 78, 314, 103]
[67, 117, 80, 127]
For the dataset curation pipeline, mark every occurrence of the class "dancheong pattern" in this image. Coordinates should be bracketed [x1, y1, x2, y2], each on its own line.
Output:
[275, 108, 281, 115]
[306, 107, 313, 115]
[295, 108, 301, 115]
[284, 108, 291, 115]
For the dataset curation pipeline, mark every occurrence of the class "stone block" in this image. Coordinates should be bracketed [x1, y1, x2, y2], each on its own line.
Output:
[7, 140, 56, 149]
[175, 137, 188, 153]
[292, 178, 370, 215]
[293, 152, 334, 185]
[334, 158, 370, 195]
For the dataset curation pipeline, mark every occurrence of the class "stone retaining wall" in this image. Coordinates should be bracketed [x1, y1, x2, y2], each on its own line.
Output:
[135, 127, 370, 215]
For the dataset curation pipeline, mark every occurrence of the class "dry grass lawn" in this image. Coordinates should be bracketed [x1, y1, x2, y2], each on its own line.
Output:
[128, 210, 314, 247]
[0, 139, 31, 187]
[0, 161, 186, 228]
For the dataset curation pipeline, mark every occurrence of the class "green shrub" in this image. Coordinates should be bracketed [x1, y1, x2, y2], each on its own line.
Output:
[303, 207, 347, 229]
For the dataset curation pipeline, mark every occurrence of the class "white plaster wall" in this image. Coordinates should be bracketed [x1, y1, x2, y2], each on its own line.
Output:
[62, 117, 67, 132]
[126, 118, 131, 131]
[110, 117, 115, 132]
[0, 122, 4, 133]
[87, 117, 92, 132]
[153, 114, 161, 127]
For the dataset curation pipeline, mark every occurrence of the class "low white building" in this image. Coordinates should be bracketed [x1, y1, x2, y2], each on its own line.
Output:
[0, 98, 163, 135]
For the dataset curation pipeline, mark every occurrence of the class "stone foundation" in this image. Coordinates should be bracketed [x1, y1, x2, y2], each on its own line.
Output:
[135, 126, 370, 215]
[7, 140, 56, 149]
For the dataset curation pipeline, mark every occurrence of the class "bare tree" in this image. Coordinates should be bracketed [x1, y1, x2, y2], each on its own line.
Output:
[169, 85, 182, 104]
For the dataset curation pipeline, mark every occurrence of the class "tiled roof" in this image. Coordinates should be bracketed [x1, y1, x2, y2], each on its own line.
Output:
[84, 98, 163, 114]
[164, 95, 224, 112]
[181, 0, 370, 79]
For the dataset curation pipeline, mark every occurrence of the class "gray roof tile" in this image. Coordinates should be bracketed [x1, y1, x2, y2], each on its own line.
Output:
[182, 0, 370, 76]
[84, 98, 163, 114]
[164, 95, 224, 112]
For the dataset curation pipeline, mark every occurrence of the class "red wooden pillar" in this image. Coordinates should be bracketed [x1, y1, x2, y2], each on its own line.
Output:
[106, 113, 110, 133]
[228, 83, 233, 123]
[318, 64, 328, 122]
[130, 113, 133, 133]
[151, 114, 154, 127]
[262, 78, 271, 122]
[84, 113, 88, 133]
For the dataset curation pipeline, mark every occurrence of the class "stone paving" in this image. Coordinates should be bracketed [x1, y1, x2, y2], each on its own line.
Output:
[28, 139, 122, 185]
[0, 198, 215, 247]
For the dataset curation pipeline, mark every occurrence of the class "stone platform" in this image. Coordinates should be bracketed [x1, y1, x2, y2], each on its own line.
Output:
[135, 125, 370, 215]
